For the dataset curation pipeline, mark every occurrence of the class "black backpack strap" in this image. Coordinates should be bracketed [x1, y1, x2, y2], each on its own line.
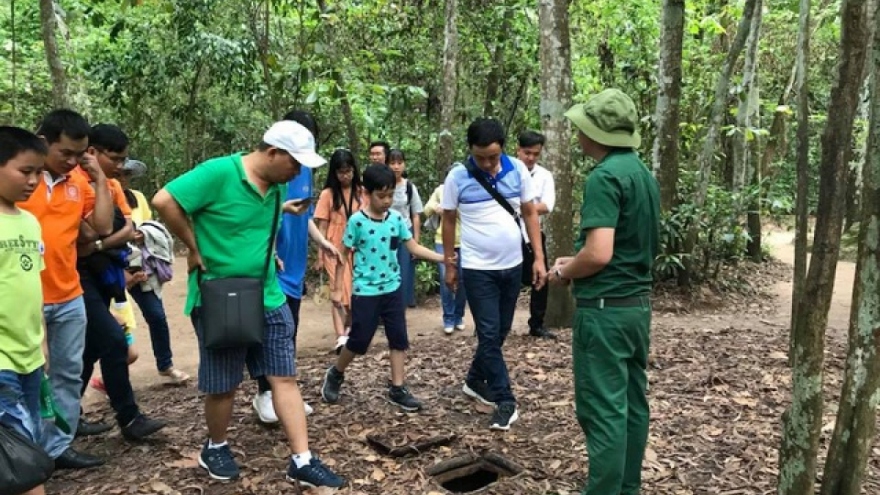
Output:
[406, 180, 414, 214]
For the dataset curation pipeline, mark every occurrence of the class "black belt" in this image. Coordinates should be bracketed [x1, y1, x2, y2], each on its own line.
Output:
[576, 295, 649, 309]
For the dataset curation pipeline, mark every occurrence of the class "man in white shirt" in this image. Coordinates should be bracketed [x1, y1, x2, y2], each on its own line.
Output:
[441, 118, 546, 431]
[517, 131, 556, 339]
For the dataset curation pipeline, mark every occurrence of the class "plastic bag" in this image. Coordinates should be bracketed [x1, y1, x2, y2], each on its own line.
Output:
[0, 424, 54, 495]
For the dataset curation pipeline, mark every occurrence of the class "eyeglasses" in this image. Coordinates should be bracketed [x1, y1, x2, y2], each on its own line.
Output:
[98, 149, 128, 165]
[336, 168, 354, 176]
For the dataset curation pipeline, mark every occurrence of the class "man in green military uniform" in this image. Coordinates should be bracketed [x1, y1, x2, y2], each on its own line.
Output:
[547, 89, 660, 495]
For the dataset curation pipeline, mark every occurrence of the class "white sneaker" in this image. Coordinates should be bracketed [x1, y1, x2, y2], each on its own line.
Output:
[335, 335, 349, 354]
[444, 326, 454, 335]
[455, 323, 466, 331]
[303, 401, 314, 416]
[253, 391, 278, 424]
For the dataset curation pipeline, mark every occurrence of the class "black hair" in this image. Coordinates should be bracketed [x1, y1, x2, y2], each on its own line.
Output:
[467, 118, 506, 148]
[387, 149, 406, 163]
[36, 109, 90, 145]
[322, 149, 362, 211]
[518, 130, 546, 148]
[89, 124, 130, 153]
[368, 140, 390, 163]
[0, 126, 48, 166]
[282, 110, 320, 150]
[362, 163, 396, 193]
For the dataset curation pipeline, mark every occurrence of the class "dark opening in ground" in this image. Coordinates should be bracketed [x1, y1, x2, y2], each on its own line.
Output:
[427, 453, 522, 493]
[440, 466, 499, 492]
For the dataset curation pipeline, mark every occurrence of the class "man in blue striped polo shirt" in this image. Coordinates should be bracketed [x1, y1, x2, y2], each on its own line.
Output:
[440, 117, 546, 431]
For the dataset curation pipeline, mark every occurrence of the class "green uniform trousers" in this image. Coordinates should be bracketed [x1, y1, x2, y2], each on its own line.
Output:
[573, 299, 651, 495]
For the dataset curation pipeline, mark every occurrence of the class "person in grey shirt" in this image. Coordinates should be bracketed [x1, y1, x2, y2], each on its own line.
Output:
[388, 149, 423, 307]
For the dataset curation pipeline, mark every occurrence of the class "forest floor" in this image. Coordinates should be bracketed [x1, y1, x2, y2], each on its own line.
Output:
[48, 227, 875, 495]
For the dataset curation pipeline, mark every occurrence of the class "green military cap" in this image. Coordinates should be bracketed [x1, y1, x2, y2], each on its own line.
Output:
[564, 89, 641, 148]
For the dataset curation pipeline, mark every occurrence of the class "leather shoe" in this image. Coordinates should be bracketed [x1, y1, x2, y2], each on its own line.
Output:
[76, 418, 113, 437]
[121, 414, 166, 441]
[529, 326, 557, 340]
[54, 447, 105, 469]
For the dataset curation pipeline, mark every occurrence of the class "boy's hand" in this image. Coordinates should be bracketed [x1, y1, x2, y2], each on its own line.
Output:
[79, 152, 105, 182]
[320, 239, 343, 264]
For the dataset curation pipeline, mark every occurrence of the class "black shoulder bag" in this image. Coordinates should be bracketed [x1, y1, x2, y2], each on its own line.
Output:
[198, 189, 281, 350]
[464, 160, 535, 287]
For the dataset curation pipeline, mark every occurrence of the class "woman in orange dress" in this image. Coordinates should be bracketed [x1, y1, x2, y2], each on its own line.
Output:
[314, 149, 363, 352]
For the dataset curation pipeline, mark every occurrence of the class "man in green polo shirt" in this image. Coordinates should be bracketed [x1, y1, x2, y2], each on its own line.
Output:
[152, 121, 344, 489]
[547, 89, 660, 495]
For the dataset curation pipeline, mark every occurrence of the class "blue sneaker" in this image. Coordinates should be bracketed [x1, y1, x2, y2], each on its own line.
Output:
[287, 457, 346, 489]
[198, 441, 240, 480]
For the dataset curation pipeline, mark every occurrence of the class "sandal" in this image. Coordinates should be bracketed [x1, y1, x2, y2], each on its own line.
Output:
[159, 368, 190, 385]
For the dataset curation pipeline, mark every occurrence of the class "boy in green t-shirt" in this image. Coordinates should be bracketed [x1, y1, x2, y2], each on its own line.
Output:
[0, 126, 49, 495]
[322, 164, 446, 412]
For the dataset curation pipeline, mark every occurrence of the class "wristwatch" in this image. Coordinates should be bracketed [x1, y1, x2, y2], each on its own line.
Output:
[95, 239, 104, 252]
[554, 267, 563, 279]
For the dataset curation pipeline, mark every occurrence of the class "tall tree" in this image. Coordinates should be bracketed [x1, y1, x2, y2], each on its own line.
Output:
[39, 0, 69, 108]
[652, 0, 685, 211]
[683, 0, 758, 284]
[819, 6, 880, 494]
[735, 0, 764, 260]
[538, 0, 574, 327]
[777, 0, 872, 493]
[436, 0, 459, 175]
[790, 0, 812, 343]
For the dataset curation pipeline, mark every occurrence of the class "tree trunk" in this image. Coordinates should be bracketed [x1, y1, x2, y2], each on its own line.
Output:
[336, 71, 360, 158]
[436, 0, 458, 176]
[790, 0, 812, 349]
[819, 7, 880, 493]
[732, 0, 764, 260]
[777, 0, 872, 493]
[39, 0, 69, 108]
[681, 0, 757, 285]
[652, 0, 685, 211]
[538, 0, 574, 328]
[483, 9, 512, 117]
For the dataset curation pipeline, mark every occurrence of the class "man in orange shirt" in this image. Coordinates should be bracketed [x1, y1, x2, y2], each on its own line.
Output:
[18, 110, 113, 469]
[74, 124, 166, 442]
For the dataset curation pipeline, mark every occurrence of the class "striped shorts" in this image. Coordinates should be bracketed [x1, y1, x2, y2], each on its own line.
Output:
[191, 304, 296, 394]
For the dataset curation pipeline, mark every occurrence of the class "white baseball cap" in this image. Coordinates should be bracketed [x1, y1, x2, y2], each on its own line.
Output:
[262, 121, 327, 168]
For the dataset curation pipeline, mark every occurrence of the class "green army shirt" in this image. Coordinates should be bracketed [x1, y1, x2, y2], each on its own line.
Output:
[573, 149, 660, 300]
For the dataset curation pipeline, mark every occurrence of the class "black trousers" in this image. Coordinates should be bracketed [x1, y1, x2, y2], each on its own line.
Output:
[79, 271, 140, 426]
[528, 231, 549, 330]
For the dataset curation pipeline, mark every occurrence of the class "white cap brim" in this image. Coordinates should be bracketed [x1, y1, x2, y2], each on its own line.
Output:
[291, 150, 327, 168]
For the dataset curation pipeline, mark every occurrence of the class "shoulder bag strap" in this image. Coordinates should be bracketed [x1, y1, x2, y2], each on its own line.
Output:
[263, 188, 282, 279]
[464, 158, 519, 223]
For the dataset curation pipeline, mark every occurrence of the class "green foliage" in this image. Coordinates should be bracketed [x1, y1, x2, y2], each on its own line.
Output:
[415, 260, 440, 300]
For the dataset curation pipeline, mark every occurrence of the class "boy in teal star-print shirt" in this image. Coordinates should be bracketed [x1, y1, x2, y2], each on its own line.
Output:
[321, 164, 447, 412]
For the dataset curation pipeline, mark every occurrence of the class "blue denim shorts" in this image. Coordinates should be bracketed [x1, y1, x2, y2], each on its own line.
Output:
[0, 368, 43, 443]
[191, 305, 296, 394]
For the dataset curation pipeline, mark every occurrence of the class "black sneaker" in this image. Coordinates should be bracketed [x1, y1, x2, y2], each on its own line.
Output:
[388, 385, 423, 412]
[321, 366, 344, 403]
[287, 457, 346, 488]
[199, 441, 240, 480]
[462, 381, 495, 406]
[529, 326, 557, 340]
[489, 402, 519, 431]
[121, 414, 166, 441]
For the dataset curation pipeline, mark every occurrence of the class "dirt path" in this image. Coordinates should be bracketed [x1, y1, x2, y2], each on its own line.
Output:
[762, 229, 855, 335]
